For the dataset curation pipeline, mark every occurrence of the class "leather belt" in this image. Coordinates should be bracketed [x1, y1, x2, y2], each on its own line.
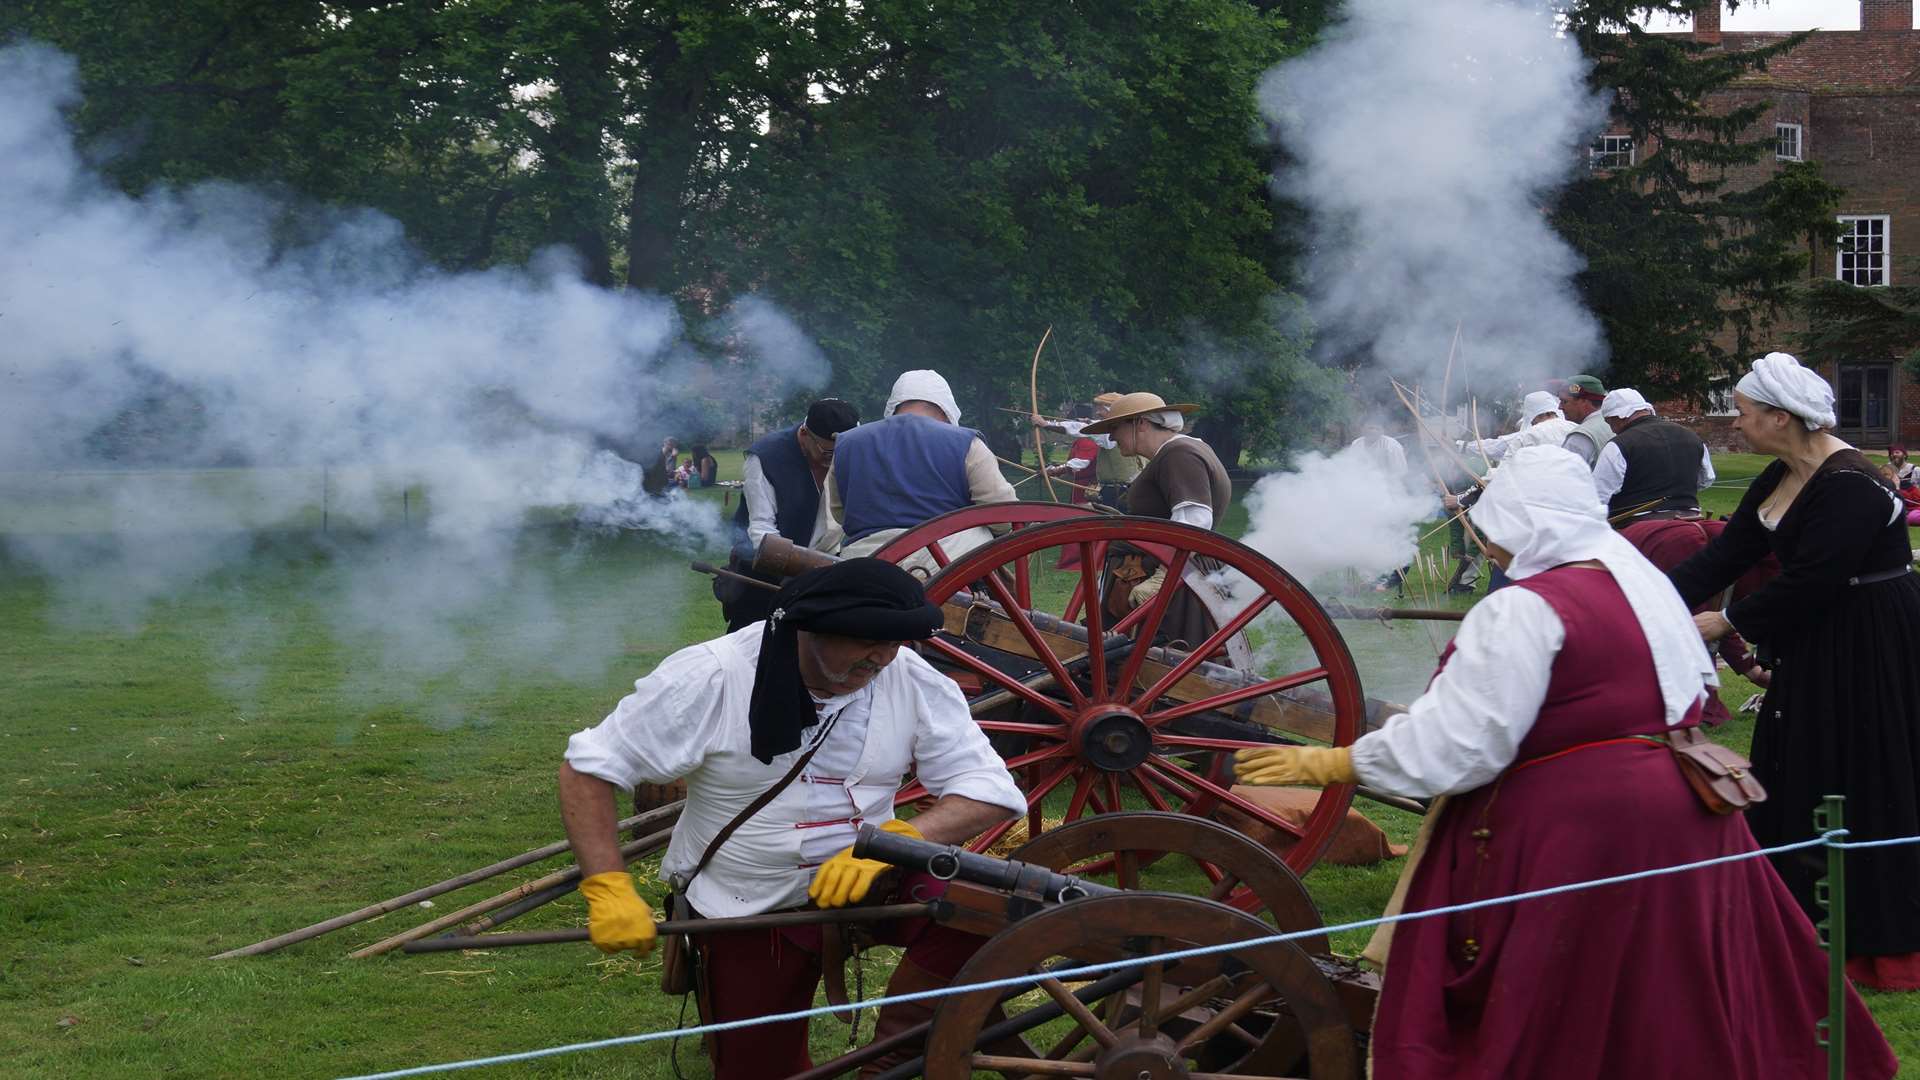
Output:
[1850, 566, 1913, 586]
[1628, 508, 1704, 522]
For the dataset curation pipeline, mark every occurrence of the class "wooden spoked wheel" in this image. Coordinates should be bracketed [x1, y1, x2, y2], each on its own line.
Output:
[899, 517, 1366, 877]
[923, 893, 1359, 1080]
[1008, 813, 1327, 938]
[869, 501, 1093, 608]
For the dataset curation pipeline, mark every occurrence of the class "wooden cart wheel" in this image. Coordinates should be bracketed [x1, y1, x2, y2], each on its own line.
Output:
[1008, 812, 1327, 941]
[870, 501, 1092, 604]
[923, 893, 1358, 1080]
[899, 517, 1366, 877]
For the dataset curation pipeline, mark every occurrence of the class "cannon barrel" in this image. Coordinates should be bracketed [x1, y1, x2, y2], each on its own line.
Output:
[854, 824, 1118, 902]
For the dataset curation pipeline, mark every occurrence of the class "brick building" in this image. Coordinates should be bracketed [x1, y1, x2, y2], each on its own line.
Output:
[1611, 1, 1920, 449]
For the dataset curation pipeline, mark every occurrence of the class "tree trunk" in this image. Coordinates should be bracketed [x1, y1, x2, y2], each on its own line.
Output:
[537, 1, 619, 286]
[626, 26, 708, 293]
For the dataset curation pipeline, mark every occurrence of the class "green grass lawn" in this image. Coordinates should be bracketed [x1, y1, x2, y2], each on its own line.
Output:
[1, 450, 1913, 1077]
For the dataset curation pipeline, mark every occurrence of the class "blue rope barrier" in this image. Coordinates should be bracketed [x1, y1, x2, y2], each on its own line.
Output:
[338, 828, 1873, 1080]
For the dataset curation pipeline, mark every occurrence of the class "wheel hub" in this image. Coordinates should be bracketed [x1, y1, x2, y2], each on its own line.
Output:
[1095, 1034, 1189, 1079]
[1072, 707, 1153, 772]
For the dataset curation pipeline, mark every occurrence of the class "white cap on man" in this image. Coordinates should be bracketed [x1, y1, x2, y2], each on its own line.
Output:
[884, 370, 962, 425]
[1601, 388, 1653, 420]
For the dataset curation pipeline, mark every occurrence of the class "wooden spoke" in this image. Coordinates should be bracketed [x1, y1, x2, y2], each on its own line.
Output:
[1127, 770, 1174, 813]
[927, 540, 951, 568]
[1022, 759, 1079, 811]
[975, 719, 1069, 738]
[1078, 545, 1106, 701]
[1207, 872, 1244, 903]
[1137, 950, 1163, 1037]
[1144, 667, 1329, 728]
[980, 569, 1088, 710]
[1035, 977, 1119, 1050]
[1153, 732, 1295, 753]
[968, 1056, 1093, 1076]
[1109, 548, 1193, 671]
[922, 636, 1074, 723]
[970, 815, 1019, 854]
[1062, 769, 1098, 822]
[1143, 757, 1310, 841]
[1114, 848, 1141, 891]
[1174, 980, 1274, 1054]
[1128, 593, 1274, 711]
[1013, 551, 1032, 609]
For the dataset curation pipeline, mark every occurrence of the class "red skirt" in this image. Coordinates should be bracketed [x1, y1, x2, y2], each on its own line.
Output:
[1370, 741, 1897, 1079]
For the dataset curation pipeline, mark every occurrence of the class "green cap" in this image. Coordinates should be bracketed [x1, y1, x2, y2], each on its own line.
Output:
[1561, 375, 1606, 401]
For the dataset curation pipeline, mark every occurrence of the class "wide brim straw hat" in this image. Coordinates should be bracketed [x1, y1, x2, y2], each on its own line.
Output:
[1081, 391, 1200, 435]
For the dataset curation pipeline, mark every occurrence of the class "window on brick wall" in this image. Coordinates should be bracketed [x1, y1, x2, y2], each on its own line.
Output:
[1705, 387, 1740, 417]
[1775, 123, 1802, 161]
[1589, 134, 1634, 171]
[1837, 215, 1890, 287]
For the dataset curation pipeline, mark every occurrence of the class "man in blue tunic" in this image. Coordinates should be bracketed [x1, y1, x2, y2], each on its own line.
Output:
[827, 369, 1017, 569]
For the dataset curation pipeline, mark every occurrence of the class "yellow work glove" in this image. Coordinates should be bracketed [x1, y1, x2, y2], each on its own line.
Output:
[579, 871, 657, 955]
[1233, 745, 1357, 787]
[808, 818, 922, 909]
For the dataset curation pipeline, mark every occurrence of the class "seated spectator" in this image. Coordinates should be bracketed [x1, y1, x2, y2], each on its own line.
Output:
[1892, 445, 1916, 488]
[688, 444, 719, 489]
[1880, 463, 1920, 525]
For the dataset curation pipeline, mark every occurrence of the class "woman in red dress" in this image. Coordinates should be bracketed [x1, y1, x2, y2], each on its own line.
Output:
[1237, 445, 1894, 1079]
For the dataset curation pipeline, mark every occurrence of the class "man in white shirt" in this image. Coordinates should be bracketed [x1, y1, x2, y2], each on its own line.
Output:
[1348, 418, 1410, 477]
[1591, 389, 1715, 523]
[720, 398, 860, 630]
[1461, 391, 1580, 462]
[559, 558, 1023, 1079]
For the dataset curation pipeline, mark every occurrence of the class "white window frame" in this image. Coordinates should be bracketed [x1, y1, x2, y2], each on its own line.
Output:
[1775, 122, 1802, 161]
[1705, 386, 1739, 417]
[1589, 133, 1635, 171]
[1836, 214, 1891, 287]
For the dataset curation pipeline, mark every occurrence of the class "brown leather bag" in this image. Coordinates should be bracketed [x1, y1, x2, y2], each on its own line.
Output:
[657, 888, 697, 995]
[1666, 726, 1767, 814]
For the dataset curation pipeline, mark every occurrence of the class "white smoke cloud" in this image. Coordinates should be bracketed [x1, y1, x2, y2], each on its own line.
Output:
[1260, 0, 1609, 394]
[0, 44, 828, 695]
[1239, 444, 1434, 586]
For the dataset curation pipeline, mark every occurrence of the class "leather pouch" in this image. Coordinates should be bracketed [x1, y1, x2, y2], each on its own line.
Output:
[1667, 726, 1767, 814]
[658, 886, 697, 995]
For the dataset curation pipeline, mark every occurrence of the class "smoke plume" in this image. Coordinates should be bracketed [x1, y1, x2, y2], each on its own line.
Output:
[0, 44, 827, 694]
[1259, 0, 1609, 395]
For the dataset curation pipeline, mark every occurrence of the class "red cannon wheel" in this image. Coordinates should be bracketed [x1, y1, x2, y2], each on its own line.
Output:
[869, 501, 1097, 617]
[899, 516, 1366, 877]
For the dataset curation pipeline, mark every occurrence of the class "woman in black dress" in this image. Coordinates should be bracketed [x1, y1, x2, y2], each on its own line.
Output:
[1668, 352, 1920, 991]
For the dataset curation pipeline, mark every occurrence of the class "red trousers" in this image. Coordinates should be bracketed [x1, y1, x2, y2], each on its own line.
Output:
[696, 874, 981, 1080]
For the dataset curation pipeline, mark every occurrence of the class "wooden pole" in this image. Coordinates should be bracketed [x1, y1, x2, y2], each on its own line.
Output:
[401, 903, 940, 954]
[1321, 600, 1466, 623]
[209, 802, 683, 959]
[350, 827, 675, 958]
[691, 560, 779, 593]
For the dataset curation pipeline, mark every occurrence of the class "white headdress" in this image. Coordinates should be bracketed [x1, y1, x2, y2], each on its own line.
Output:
[1468, 445, 1716, 726]
[1735, 352, 1835, 431]
[1521, 390, 1564, 423]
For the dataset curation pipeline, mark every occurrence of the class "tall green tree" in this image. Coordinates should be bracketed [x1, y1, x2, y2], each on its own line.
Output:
[1554, 1, 1846, 399]
[699, 0, 1340, 460]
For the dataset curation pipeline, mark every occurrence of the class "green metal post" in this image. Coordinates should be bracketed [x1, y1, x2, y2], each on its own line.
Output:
[1812, 794, 1846, 1080]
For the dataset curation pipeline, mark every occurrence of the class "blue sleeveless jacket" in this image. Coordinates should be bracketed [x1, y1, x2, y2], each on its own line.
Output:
[832, 414, 975, 542]
[731, 424, 819, 560]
